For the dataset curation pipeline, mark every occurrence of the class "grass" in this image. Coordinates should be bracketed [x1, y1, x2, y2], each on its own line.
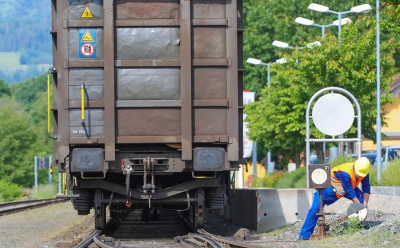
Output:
[328, 216, 365, 236]
[381, 158, 400, 186]
[29, 184, 59, 199]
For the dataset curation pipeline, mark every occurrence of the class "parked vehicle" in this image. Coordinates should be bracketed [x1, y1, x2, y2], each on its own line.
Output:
[361, 150, 378, 165]
[379, 146, 400, 170]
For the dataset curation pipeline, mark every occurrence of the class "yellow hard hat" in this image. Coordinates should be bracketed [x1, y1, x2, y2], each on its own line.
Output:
[354, 157, 371, 177]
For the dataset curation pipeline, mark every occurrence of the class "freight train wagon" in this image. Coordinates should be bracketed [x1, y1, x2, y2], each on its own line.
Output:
[50, 0, 243, 231]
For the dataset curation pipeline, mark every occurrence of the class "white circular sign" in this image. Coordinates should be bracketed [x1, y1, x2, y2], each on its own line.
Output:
[311, 168, 328, 185]
[312, 93, 354, 136]
[80, 43, 95, 57]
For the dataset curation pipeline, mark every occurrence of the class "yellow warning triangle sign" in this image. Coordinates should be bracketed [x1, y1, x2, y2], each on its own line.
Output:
[81, 7, 94, 18]
[81, 30, 95, 42]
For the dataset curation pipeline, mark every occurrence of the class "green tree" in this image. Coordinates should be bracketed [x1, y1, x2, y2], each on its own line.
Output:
[29, 92, 54, 155]
[379, 1, 400, 35]
[244, 20, 397, 167]
[243, 0, 375, 97]
[0, 99, 40, 187]
[0, 78, 11, 97]
[11, 73, 47, 111]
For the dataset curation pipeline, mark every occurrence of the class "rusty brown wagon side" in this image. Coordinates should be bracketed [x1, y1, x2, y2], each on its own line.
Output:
[50, 0, 243, 231]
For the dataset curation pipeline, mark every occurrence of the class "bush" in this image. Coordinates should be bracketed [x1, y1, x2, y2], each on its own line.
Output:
[251, 171, 285, 188]
[0, 179, 23, 202]
[329, 155, 357, 168]
[275, 167, 306, 188]
[381, 158, 400, 186]
[293, 175, 307, 188]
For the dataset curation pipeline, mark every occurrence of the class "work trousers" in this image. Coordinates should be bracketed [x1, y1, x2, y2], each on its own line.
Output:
[299, 187, 365, 240]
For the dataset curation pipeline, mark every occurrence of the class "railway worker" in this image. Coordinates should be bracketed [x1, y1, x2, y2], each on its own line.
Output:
[298, 157, 371, 240]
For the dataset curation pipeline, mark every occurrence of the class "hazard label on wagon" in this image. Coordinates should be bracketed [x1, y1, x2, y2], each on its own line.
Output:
[81, 7, 94, 19]
[81, 30, 95, 42]
[79, 29, 96, 58]
[80, 43, 95, 57]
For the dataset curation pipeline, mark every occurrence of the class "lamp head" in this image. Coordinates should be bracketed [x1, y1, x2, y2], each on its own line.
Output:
[351, 4, 372, 13]
[308, 3, 329, 13]
[246, 58, 262, 65]
[272, 40, 290, 49]
[275, 58, 287, 64]
[295, 17, 314, 26]
[333, 18, 352, 26]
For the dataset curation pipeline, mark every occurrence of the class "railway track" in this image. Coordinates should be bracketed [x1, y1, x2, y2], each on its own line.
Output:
[74, 208, 262, 248]
[0, 198, 67, 216]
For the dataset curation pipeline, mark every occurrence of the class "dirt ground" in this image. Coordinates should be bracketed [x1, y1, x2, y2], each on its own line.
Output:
[0, 201, 94, 248]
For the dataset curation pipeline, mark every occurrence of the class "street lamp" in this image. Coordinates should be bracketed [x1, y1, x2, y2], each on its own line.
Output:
[295, 17, 352, 39]
[272, 40, 321, 63]
[246, 57, 286, 175]
[376, 0, 382, 183]
[246, 57, 286, 88]
[308, 3, 372, 41]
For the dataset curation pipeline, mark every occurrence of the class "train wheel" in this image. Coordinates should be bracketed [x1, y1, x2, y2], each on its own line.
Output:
[94, 189, 106, 231]
[193, 188, 205, 230]
[95, 204, 106, 230]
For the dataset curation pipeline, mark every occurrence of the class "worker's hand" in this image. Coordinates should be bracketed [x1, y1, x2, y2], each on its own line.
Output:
[363, 202, 368, 207]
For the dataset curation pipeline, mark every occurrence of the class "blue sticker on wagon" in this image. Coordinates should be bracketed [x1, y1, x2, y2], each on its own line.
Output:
[79, 29, 96, 58]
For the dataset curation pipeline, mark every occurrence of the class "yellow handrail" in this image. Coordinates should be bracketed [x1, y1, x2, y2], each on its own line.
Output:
[81, 84, 85, 124]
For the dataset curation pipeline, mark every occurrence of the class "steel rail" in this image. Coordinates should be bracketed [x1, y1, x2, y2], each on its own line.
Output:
[177, 233, 223, 248]
[93, 235, 121, 248]
[197, 229, 261, 248]
[0, 198, 67, 215]
[75, 230, 102, 248]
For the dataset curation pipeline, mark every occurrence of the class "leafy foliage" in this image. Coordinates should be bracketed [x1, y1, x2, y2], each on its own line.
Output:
[0, 78, 11, 97]
[11, 73, 48, 111]
[251, 171, 285, 188]
[274, 167, 307, 188]
[328, 216, 365, 236]
[0, 99, 40, 187]
[0, 179, 24, 202]
[0, 71, 54, 191]
[380, 1, 400, 35]
[245, 19, 397, 166]
[243, 0, 375, 97]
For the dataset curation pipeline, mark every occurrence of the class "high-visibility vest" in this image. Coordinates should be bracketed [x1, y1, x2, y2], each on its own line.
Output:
[331, 163, 364, 198]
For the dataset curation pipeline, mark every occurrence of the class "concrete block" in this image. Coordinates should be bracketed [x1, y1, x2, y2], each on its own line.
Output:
[229, 188, 314, 232]
[371, 186, 400, 196]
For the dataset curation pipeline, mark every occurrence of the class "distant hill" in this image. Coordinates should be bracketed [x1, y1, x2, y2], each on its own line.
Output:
[0, 0, 52, 83]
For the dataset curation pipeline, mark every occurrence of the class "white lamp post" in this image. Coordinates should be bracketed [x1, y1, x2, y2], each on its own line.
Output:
[272, 40, 321, 63]
[308, 3, 372, 41]
[246, 57, 286, 175]
[295, 17, 352, 39]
